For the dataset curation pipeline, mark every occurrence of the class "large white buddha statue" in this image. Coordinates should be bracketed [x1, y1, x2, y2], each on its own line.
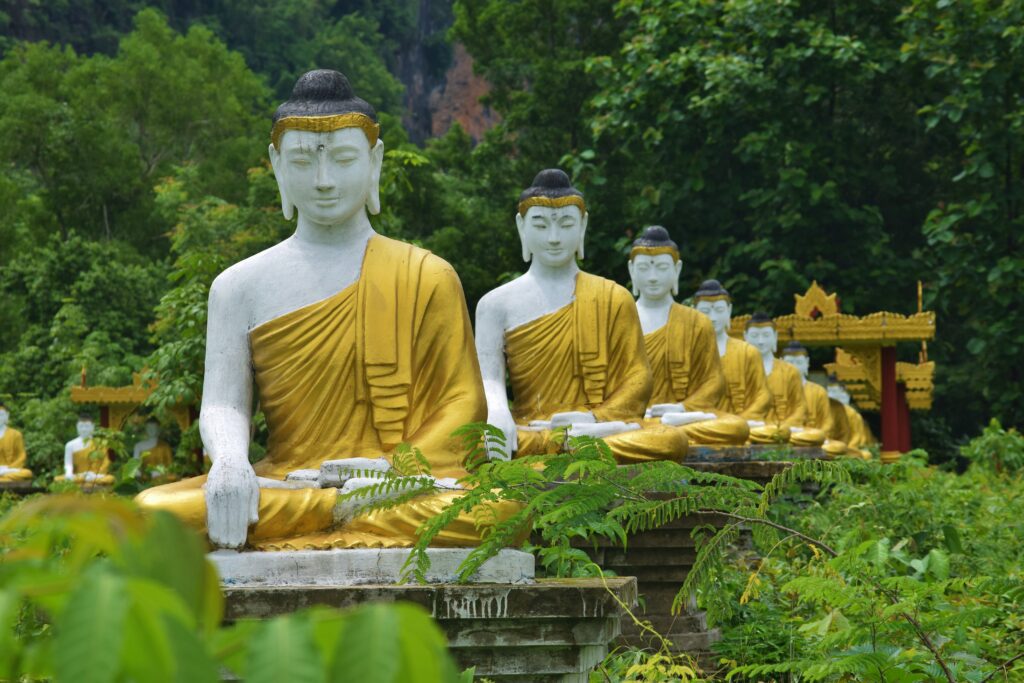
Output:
[133, 418, 178, 482]
[137, 70, 521, 550]
[742, 312, 827, 447]
[626, 227, 748, 445]
[692, 280, 773, 426]
[0, 404, 32, 482]
[56, 414, 114, 486]
[475, 170, 686, 463]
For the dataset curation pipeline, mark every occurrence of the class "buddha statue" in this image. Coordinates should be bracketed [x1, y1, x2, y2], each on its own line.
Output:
[742, 313, 827, 447]
[136, 69, 520, 550]
[475, 171, 686, 463]
[0, 404, 33, 482]
[56, 414, 114, 486]
[780, 341, 847, 457]
[133, 419, 178, 481]
[626, 226, 748, 445]
[826, 377, 875, 459]
[692, 281, 772, 425]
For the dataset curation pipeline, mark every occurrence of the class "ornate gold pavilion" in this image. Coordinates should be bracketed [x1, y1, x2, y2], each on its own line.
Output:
[70, 372, 195, 433]
[729, 282, 936, 454]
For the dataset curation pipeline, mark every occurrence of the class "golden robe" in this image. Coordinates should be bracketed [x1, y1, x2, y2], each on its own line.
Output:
[844, 404, 876, 451]
[803, 381, 834, 434]
[719, 338, 773, 420]
[139, 440, 174, 468]
[642, 304, 748, 445]
[0, 428, 32, 482]
[56, 441, 115, 485]
[749, 360, 826, 447]
[506, 272, 686, 463]
[137, 235, 521, 550]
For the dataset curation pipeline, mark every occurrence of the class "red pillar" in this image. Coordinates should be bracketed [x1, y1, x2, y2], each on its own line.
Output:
[99, 406, 110, 428]
[880, 346, 900, 455]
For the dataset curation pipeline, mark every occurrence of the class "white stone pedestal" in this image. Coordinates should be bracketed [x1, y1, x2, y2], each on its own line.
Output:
[209, 548, 535, 586]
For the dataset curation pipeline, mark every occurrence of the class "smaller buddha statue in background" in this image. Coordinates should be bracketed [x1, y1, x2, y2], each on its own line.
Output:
[57, 414, 114, 485]
[475, 170, 686, 463]
[626, 226, 748, 445]
[0, 404, 33, 482]
[693, 280, 772, 427]
[827, 377, 875, 459]
[742, 313, 827, 447]
[133, 418, 177, 481]
[780, 341, 847, 457]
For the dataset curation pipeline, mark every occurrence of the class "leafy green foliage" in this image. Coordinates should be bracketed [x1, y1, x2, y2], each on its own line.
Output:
[959, 418, 1024, 475]
[710, 447, 1024, 681]
[0, 494, 464, 682]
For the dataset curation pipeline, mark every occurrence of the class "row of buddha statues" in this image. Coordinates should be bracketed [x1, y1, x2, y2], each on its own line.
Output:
[3, 68, 878, 551]
[0, 408, 176, 486]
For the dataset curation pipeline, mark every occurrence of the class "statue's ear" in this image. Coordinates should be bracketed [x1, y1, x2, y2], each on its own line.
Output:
[627, 259, 638, 297]
[515, 213, 530, 262]
[269, 143, 294, 220]
[672, 259, 682, 297]
[771, 330, 779, 354]
[367, 138, 385, 215]
[577, 211, 589, 260]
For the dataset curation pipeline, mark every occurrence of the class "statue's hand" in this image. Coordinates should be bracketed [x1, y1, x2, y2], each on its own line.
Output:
[320, 457, 391, 486]
[746, 420, 766, 428]
[486, 411, 518, 461]
[204, 458, 259, 549]
[550, 411, 597, 427]
[0, 466, 12, 475]
[648, 403, 686, 418]
[332, 474, 441, 525]
[569, 421, 640, 438]
[661, 411, 716, 427]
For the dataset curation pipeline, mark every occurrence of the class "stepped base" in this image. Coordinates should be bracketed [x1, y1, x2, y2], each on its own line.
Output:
[223, 577, 636, 682]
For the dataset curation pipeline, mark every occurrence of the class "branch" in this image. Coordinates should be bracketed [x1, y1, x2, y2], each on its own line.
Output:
[695, 509, 839, 558]
[979, 651, 1024, 683]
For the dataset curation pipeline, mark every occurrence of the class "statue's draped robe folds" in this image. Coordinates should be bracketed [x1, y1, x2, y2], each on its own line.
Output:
[56, 442, 114, 485]
[0, 428, 32, 481]
[505, 272, 686, 462]
[750, 360, 827, 447]
[641, 304, 748, 445]
[140, 441, 174, 468]
[843, 404, 876, 451]
[137, 235, 521, 550]
[718, 338, 773, 421]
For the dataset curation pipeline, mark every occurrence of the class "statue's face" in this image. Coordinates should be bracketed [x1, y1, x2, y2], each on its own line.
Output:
[695, 299, 732, 334]
[783, 354, 810, 378]
[628, 254, 680, 301]
[76, 420, 95, 440]
[744, 325, 778, 357]
[516, 205, 587, 267]
[145, 421, 160, 438]
[0, 410, 7, 427]
[827, 384, 850, 405]
[270, 128, 383, 225]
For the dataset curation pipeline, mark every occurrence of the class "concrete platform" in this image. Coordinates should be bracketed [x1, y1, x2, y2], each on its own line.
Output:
[223, 576, 637, 682]
[210, 548, 535, 587]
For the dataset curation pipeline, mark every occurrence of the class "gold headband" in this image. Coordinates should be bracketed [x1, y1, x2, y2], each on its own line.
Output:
[746, 320, 776, 329]
[271, 113, 380, 150]
[782, 348, 808, 356]
[517, 195, 586, 217]
[694, 293, 731, 303]
[629, 245, 680, 261]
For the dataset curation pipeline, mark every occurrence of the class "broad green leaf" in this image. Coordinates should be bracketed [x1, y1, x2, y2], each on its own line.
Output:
[163, 614, 219, 683]
[926, 548, 950, 580]
[53, 566, 128, 683]
[246, 614, 323, 683]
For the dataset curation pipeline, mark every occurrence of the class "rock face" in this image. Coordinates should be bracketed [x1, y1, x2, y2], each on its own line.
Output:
[427, 43, 500, 141]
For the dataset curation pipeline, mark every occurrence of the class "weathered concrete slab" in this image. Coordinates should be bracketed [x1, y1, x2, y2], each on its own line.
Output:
[223, 577, 637, 683]
[0, 481, 43, 495]
[210, 548, 535, 587]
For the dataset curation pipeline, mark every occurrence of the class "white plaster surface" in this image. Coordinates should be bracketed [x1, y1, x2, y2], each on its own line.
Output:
[210, 548, 536, 586]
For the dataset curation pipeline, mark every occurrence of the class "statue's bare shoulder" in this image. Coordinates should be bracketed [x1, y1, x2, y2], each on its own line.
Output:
[476, 276, 534, 332]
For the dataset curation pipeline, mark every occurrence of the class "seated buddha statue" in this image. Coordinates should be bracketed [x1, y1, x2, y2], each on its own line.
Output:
[742, 313, 827, 447]
[0, 404, 33, 482]
[56, 414, 114, 486]
[692, 281, 773, 428]
[626, 226, 748, 445]
[826, 377, 875, 459]
[475, 170, 686, 463]
[136, 70, 520, 550]
[133, 419, 178, 482]
[780, 341, 847, 457]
